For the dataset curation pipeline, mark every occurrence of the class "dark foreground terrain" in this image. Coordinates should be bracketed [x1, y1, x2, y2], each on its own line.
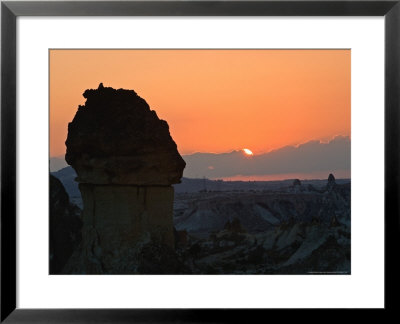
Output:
[50, 169, 350, 274]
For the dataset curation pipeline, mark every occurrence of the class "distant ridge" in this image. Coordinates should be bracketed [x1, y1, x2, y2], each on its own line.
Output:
[49, 156, 68, 172]
[182, 136, 350, 179]
[51, 166, 349, 200]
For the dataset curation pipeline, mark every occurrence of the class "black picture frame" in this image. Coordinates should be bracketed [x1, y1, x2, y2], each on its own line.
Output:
[1, 0, 399, 322]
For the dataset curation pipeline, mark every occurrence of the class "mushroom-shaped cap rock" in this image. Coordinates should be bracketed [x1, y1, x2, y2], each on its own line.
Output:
[65, 84, 186, 185]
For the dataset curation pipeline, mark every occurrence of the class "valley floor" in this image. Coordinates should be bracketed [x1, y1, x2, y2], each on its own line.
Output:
[171, 183, 350, 274]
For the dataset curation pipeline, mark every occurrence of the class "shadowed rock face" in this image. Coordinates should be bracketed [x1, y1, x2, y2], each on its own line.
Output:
[65, 84, 185, 185]
[49, 175, 82, 274]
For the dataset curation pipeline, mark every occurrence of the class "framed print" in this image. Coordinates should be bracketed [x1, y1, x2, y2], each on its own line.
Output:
[49, 48, 352, 276]
[1, 0, 400, 322]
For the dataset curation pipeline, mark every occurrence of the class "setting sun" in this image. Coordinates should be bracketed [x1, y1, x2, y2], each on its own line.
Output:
[49, 49, 350, 157]
[243, 148, 254, 156]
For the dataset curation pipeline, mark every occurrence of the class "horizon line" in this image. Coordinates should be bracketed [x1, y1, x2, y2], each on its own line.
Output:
[50, 134, 351, 158]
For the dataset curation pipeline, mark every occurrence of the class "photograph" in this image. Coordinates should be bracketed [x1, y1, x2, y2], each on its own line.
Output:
[49, 49, 351, 275]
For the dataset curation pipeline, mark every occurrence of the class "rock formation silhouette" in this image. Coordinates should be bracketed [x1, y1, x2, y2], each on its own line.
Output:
[65, 84, 185, 185]
[49, 175, 82, 274]
[327, 173, 336, 191]
[64, 84, 185, 274]
[292, 179, 301, 187]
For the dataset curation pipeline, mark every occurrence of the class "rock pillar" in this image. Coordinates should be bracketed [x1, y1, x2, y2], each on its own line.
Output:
[64, 84, 185, 273]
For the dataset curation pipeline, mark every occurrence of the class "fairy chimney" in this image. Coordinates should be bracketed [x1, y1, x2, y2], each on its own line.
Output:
[65, 84, 185, 273]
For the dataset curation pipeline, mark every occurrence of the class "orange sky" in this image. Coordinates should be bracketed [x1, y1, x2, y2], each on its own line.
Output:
[50, 49, 350, 157]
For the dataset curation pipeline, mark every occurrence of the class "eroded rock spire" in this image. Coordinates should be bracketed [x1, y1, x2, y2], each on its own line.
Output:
[64, 84, 185, 274]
